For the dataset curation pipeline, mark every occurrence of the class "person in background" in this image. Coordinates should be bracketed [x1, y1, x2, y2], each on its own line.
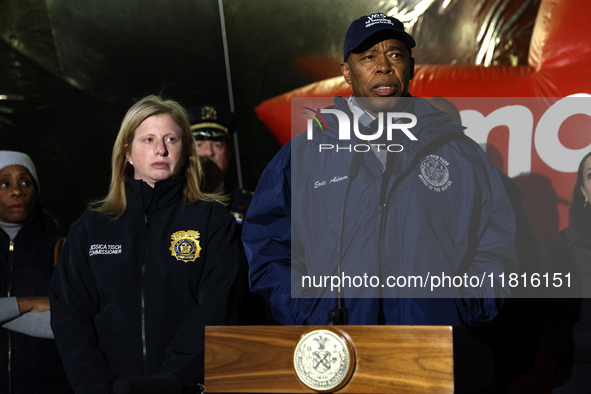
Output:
[427, 96, 462, 125]
[542, 151, 591, 393]
[49, 96, 240, 393]
[0, 151, 71, 393]
[428, 96, 542, 392]
[188, 105, 253, 225]
[188, 105, 274, 326]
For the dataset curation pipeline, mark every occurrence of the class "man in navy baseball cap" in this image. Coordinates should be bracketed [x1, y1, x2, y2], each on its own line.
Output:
[243, 10, 518, 348]
[341, 13, 416, 115]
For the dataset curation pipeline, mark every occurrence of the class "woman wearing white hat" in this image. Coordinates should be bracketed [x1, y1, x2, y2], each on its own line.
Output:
[0, 150, 71, 393]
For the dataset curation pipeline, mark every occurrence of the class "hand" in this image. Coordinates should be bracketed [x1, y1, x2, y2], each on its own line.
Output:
[17, 296, 50, 313]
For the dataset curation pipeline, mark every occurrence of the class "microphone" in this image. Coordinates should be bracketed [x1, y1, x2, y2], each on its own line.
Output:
[327, 150, 365, 325]
[113, 376, 184, 394]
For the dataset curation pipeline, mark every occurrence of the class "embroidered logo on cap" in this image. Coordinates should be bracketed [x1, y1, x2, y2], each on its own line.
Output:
[365, 13, 395, 28]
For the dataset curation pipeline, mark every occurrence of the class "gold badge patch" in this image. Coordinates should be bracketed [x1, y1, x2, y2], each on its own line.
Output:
[169, 230, 202, 263]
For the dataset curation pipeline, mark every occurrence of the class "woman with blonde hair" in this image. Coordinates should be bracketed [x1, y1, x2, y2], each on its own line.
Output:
[49, 95, 239, 393]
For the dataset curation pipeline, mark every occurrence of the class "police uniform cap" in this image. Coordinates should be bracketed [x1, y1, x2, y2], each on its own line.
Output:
[186, 105, 233, 142]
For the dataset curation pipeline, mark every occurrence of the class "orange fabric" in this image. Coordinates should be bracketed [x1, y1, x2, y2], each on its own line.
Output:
[54, 238, 65, 266]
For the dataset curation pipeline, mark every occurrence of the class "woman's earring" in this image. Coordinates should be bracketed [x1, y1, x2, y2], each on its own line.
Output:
[585, 201, 588, 208]
[129, 160, 133, 165]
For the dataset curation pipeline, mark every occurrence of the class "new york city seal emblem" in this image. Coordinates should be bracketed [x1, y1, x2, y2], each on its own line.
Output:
[293, 329, 353, 392]
[418, 154, 452, 192]
[169, 230, 202, 263]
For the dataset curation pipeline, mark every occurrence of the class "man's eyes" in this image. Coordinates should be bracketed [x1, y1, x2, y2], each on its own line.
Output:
[361, 53, 402, 61]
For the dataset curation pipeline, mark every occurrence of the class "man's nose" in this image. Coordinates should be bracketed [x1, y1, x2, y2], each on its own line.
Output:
[375, 53, 393, 73]
[202, 143, 214, 157]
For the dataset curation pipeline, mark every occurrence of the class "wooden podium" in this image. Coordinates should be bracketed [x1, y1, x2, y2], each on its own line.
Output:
[204, 325, 493, 393]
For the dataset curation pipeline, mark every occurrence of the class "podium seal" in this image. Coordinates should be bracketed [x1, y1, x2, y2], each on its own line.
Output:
[294, 329, 354, 392]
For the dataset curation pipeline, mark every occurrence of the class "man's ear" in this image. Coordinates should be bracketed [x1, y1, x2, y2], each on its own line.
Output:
[409, 57, 415, 81]
[340, 62, 352, 85]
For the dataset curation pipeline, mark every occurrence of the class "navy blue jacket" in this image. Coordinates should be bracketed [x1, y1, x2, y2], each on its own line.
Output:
[0, 218, 71, 394]
[243, 96, 517, 326]
[49, 177, 239, 394]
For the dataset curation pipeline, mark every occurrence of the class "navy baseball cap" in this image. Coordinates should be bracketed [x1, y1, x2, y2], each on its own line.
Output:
[343, 13, 416, 61]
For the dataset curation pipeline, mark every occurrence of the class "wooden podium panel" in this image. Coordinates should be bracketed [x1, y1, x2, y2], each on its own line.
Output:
[204, 326, 455, 393]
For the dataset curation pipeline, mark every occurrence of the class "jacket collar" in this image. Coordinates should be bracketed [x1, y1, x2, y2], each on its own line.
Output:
[0, 216, 43, 243]
[125, 176, 186, 211]
[315, 95, 464, 151]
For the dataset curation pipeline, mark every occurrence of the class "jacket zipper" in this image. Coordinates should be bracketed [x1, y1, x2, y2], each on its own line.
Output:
[140, 208, 149, 375]
[7, 240, 14, 394]
[378, 152, 403, 323]
[378, 146, 432, 324]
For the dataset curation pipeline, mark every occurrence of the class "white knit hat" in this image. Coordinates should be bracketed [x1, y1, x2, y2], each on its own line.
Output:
[0, 151, 39, 191]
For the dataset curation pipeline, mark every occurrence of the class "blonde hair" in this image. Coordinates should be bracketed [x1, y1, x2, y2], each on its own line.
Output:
[92, 95, 224, 218]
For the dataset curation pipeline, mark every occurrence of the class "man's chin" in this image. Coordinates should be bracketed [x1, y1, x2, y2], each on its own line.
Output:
[358, 96, 408, 114]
